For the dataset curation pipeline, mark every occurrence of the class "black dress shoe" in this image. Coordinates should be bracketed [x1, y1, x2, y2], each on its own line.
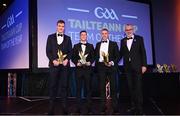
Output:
[88, 110, 93, 114]
[112, 103, 119, 113]
[47, 111, 54, 115]
[86, 103, 92, 114]
[62, 106, 68, 115]
[113, 108, 119, 113]
[127, 107, 135, 113]
[62, 109, 68, 115]
[48, 107, 54, 115]
[76, 108, 81, 114]
[135, 109, 143, 115]
[100, 106, 106, 114]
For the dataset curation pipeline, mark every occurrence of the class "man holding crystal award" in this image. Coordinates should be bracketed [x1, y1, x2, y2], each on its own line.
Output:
[46, 20, 72, 114]
[72, 30, 95, 113]
[95, 28, 120, 113]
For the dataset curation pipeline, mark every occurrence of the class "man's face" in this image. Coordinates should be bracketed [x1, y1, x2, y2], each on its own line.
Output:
[101, 30, 109, 41]
[57, 23, 65, 33]
[125, 25, 134, 38]
[80, 32, 87, 42]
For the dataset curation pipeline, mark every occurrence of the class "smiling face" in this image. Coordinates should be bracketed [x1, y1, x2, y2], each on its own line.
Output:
[125, 24, 134, 38]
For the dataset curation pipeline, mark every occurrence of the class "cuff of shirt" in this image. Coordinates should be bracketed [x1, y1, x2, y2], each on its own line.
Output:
[111, 61, 114, 66]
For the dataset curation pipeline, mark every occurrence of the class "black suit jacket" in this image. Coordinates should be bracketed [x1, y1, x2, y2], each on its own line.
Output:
[72, 43, 95, 66]
[119, 35, 147, 72]
[46, 33, 72, 67]
[95, 40, 119, 67]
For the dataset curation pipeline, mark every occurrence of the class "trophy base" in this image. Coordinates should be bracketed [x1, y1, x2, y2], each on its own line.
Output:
[104, 62, 109, 66]
[57, 61, 63, 65]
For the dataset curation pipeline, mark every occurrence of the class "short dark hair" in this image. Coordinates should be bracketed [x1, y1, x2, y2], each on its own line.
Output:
[80, 30, 87, 35]
[101, 28, 109, 32]
[125, 24, 134, 26]
[57, 20, 65, 25]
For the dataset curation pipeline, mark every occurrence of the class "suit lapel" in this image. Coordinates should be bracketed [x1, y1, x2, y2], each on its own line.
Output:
[130, 36, 137, 52]
[84, 44, 89, 55]
[53, 33, 58, 50]
[108, 41, 111, 55]
[124, 37, 136, 52]
[124, 39, 129, 52]
[78, 43, 83, 52]
[97, 42, 101, 56]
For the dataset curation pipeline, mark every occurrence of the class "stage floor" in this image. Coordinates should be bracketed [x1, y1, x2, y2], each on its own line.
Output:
[0, 96, 179, 115]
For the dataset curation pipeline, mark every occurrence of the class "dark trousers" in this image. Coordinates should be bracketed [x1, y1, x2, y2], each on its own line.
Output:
[126, 64, 143, 111]
[76, 67, 92, 108]
[48, 65, 69, 113]
[97, 63, 118, 110]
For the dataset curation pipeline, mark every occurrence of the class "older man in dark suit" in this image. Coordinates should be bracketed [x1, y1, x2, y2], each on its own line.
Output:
[119, 24, 147, 114]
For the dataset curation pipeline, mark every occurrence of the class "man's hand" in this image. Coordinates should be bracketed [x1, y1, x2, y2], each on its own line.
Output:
[62, 59, 68, 66]
[77, 62, 82, 67]
[53, 60, 59, 66]
[85, 62, 91, 66]
[142, 66, 147, 74]
[106, 61, 114, 67]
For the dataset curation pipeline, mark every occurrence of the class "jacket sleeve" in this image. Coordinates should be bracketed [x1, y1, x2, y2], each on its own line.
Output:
[89, 44, 95, 64]
[119, 39, 123, 61]
[95, 43, 100, 63]
[113, 42, 120, 64]
[140, 37, 147, 66]
[66, 37, 72, 60]
[46, 36, 54, 62]
[71, 45, 78, 65]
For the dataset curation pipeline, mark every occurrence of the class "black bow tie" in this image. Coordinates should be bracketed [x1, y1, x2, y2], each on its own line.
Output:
[101, 41, 107, 43]
[127, 37, 133, 40]
[58, 34, 63, 37]
[81, 43, 87, 46]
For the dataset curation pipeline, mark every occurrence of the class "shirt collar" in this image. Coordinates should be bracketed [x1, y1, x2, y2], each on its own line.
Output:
[128, 35, 134, 39]
[80, 41, 87, 44]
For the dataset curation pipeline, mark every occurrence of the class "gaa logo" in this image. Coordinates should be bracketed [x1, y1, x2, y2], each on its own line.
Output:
[7, 14, 15, 28]
[94, 7, 119, 20]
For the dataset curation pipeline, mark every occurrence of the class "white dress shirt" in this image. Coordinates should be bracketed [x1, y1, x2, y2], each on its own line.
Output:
[99, 39, 109, 62]
[127, 35, 134, 51]
[80, 41, 87, 55]
[57, 32, 64, 45]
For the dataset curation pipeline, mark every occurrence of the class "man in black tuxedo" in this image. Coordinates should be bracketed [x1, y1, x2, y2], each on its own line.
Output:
[95, 28, 119, 113]
[119, 24, 147, 114]
[46, 20, 72, 114]
[72, 30, 94, 113]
